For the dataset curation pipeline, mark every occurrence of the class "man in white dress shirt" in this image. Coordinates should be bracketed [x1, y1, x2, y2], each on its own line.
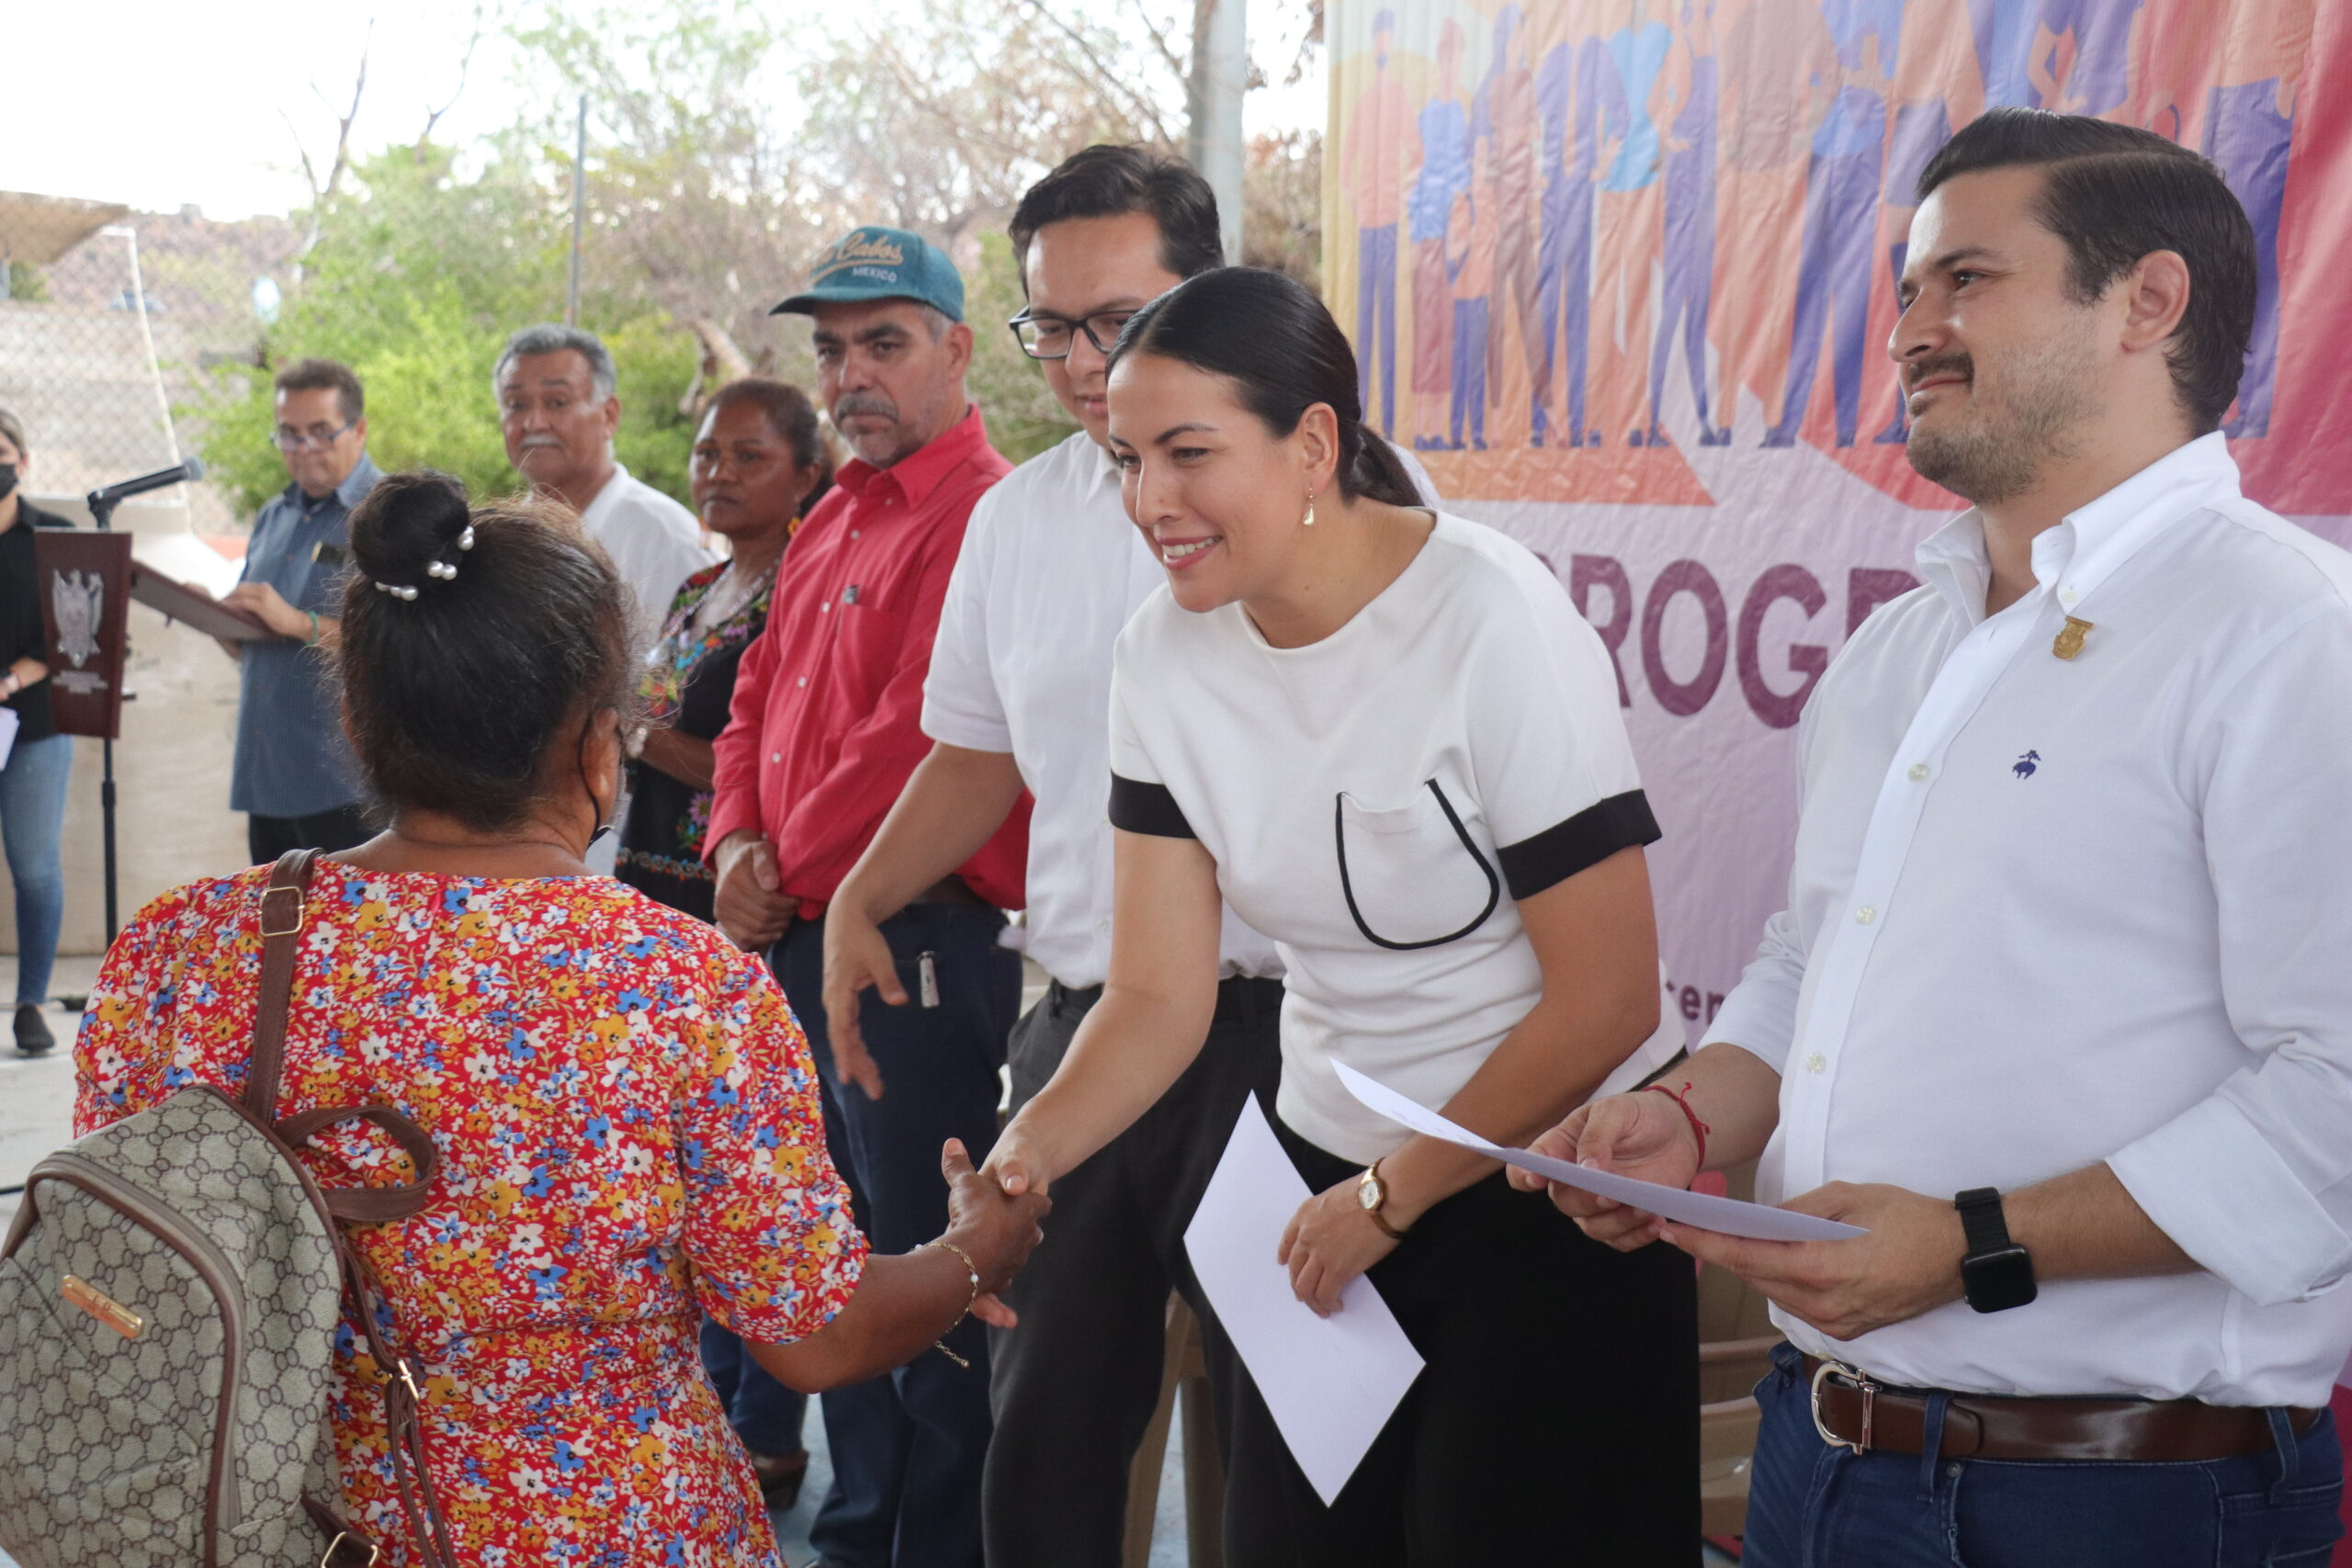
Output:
[1524, 107, 2352, 1563]
[494, 322, 716, 642]
[497, 324, 715, 875]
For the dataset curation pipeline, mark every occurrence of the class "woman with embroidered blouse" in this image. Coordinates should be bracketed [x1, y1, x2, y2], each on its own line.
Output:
[74, 472, 1046, 1568]
[620, 380, 831, 925]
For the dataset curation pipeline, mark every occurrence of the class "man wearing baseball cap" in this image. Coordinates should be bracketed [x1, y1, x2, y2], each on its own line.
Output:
[708, 226, 1031, 1568]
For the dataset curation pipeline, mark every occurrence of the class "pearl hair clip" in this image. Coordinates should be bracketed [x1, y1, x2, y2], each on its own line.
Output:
[371, 525, 476, 601]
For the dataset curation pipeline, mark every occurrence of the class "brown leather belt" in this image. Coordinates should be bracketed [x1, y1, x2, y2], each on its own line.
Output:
[1802, 1354, 2322, 1463]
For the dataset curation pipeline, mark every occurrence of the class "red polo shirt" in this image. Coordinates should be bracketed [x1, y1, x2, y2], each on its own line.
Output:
[708, 404, 1029, 918]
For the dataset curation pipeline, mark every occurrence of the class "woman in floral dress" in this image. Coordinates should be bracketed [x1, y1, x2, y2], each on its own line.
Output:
[74, 472, 1046, 1568]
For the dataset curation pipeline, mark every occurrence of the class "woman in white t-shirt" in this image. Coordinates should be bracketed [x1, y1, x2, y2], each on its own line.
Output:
[985, 267, 1696, 1562]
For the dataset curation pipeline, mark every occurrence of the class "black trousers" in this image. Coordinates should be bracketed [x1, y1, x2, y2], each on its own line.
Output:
[246, 802, 373, 864]
[982, 976, 1283, 1568]
[1214, 1115, 1702, 1567]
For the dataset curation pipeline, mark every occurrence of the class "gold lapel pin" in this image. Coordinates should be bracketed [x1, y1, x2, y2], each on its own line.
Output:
[2053, 616, 2094, 660]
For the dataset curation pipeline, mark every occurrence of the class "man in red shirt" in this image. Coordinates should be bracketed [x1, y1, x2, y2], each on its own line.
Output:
[708, 225, 1029, 1568]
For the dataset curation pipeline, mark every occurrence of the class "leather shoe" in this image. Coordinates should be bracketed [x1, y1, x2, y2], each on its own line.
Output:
[750, 1448, 808, 1510]
[14, 1004, 53, 1056]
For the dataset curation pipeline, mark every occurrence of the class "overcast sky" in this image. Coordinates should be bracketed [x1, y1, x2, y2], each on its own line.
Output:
[14, 0, 1322, 221]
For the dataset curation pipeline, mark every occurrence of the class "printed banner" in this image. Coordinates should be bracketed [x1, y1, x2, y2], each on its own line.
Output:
[1326, 0, 2341, 1034]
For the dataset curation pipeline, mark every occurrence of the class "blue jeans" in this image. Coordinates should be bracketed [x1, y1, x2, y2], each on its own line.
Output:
[699, 1314, 808, 1458]
[0, 734, 72, 1005]
[1747, 1342, 2345, 1568]
[774, 903, 1018, 1568]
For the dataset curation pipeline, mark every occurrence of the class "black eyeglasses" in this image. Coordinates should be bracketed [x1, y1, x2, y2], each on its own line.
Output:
[1008, 308, 1139, 361]
[270, 417, 359, 452]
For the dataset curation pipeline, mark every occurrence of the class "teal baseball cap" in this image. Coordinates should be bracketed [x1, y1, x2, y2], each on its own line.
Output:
[771, 225, 965, 321]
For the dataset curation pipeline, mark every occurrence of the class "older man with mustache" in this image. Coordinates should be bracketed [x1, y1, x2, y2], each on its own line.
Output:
[707, 227, 1029, 1568]
[495, 321, 715, 644]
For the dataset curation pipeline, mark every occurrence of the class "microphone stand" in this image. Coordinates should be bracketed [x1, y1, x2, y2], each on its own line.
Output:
[85, 490, 122, 943]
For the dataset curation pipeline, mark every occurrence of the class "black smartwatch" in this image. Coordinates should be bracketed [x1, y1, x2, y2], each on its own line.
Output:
[1955, 1188, 2037, 1313]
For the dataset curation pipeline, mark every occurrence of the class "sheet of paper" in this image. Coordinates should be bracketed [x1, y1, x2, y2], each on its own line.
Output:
[1183, 1095, 1424, 1506]
[0, 705, 17, 773]
[1332, 1062, 1865, 1243]
[130, 532, 244, 603]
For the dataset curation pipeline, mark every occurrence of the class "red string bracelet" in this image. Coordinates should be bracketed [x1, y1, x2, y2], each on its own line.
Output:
[1640, 1080, 1711, 1172]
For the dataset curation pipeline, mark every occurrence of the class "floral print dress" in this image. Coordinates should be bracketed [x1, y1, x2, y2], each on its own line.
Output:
[74, 862, 868, 1568]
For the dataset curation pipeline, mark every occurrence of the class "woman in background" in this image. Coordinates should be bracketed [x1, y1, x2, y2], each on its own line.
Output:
[619, 378, 833, 1504]
[621, 379, 831, 920]
[0, 408, 74, 1057]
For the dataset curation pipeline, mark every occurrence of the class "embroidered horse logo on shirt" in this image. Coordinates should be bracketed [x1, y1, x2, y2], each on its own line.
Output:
[2012, 750, 2041, 779]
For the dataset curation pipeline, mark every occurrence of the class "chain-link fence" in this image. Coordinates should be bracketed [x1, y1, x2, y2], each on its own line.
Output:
[0, 197, 286, 953]
[0, 198, 297, 533]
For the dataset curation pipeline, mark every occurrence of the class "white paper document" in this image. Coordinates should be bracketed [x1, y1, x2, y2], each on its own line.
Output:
[0, 705, 19, 773]
[1183, 1095, 1425, 1506]
[1333, 1061, 1865, 1243]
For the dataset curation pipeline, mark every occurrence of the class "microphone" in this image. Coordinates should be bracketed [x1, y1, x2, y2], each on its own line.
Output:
[88, 457, 205, 510]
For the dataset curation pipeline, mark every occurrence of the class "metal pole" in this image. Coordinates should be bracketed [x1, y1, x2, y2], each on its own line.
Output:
[104, 225, 186, 470]
[1200, 0, 1248, 264]
[567, 95, 588, 326]
[88, 495, 120, 945]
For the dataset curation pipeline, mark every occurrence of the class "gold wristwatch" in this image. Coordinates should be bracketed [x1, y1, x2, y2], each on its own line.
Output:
[1357, 1158, 1406, 1240]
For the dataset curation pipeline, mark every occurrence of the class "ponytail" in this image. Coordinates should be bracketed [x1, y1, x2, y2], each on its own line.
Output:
[1350, 434, 1424, 508]
[1111, 266, 1419, 506]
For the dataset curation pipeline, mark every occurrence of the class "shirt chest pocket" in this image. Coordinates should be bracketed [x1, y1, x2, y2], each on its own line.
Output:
[829, 576, 914, 695]
[1333, 780, 1501, 951]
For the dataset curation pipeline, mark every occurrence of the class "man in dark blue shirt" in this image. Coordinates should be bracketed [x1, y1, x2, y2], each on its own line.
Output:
[219, 358, 377, 862]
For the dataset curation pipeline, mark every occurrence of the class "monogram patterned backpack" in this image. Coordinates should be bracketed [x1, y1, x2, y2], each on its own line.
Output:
[0, 851, 457, 1567]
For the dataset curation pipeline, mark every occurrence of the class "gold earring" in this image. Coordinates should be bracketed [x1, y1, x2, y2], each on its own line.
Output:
[1302, 490, 1317, 527]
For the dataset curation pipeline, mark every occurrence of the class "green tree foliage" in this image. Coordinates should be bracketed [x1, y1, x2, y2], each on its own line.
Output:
[196, 143, 697, 514]
[192, 0, 1324, 506]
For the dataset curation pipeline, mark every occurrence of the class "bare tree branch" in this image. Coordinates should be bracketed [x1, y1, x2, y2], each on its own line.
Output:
[279, 107, 324, 208]
[418, 2, 489, 153]
[295, 19, 374, 264]
[1021, 0, 1176, 145]
[1127, 0, 1193, 83]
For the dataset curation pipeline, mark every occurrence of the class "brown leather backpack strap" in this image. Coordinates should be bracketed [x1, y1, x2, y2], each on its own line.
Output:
[280, 1104, 444, 1224]
[242, 848, 320, 1121]
[333, 1232, 461, 1568]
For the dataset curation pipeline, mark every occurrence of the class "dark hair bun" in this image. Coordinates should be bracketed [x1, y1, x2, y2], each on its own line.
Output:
[349, 469, 471, 588]
[336, 474, 639, 833]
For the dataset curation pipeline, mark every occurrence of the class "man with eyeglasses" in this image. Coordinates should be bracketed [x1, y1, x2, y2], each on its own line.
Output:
[819, 145, 1432, 1564]
[216, 356, 378, 863]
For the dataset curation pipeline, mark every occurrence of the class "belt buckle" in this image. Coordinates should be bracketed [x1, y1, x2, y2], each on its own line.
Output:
[261, 885, 306, 938]
[1811, 1358, 1876, 1455]
[322, 1531, 380, 1567]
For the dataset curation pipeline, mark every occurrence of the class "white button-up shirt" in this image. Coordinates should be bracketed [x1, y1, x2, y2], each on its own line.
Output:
[1713, 434, 2352, 1406]
[922, 431, 1284, 988]
[575, 460, 718, 646]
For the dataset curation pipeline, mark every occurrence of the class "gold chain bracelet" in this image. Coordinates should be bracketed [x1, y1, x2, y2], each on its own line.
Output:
[923, 1238, 981, 1369]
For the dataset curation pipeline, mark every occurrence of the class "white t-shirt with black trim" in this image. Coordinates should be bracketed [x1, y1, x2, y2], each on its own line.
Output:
[1108, 511, 1662, 1163]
